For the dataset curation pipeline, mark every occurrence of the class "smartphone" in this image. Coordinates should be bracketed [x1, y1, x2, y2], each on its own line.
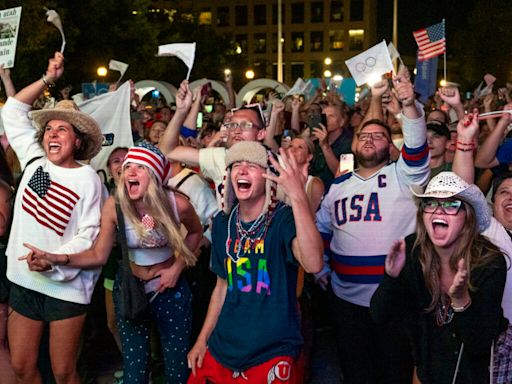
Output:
[309, 113, 327, 131]
[196, 112, 203, 128]
[201, 82, 212, 98]
[339, 153, 354, 173]
[321, 113, 327, 127]
[204, 104, 213, 113]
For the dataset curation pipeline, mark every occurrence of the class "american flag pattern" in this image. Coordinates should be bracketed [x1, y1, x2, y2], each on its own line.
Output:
[413, 20, 446, 61]
[22, 166, 80, 236]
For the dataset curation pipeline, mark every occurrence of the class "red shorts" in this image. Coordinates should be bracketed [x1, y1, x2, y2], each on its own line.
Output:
[188, 350, 299, 384]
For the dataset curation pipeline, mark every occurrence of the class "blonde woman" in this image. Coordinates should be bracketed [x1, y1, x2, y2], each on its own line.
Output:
[24, 142, 202, 384]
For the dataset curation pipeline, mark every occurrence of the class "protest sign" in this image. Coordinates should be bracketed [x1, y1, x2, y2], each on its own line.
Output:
[0, 6, 22, 68]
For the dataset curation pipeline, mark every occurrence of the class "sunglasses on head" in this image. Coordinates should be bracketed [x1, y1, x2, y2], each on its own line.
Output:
[231, 103, 266, 129]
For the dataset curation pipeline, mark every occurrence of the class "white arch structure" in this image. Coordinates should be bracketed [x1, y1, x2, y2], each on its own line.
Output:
[133, 80, 178, 104]
[236, 79, 290, 106]
[133, 79, 290, 108]
[189, 79, 231, 105]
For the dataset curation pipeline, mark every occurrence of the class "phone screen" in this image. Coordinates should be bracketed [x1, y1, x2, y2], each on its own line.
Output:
[339, 153, 354, 173]
[196, 112, 203, 128]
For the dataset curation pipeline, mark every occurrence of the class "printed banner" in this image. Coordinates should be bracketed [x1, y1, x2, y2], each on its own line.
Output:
[0, 6, 22, 68]
[414, 55, 439, 103]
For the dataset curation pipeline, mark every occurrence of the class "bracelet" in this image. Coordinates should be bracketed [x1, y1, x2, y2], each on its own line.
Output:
[41, 74, 55, 88]
[456, 140, 474, 146]
[63, 254, 70, 265]
[456, 146, 475, 152]
[451, 297, 472, 312]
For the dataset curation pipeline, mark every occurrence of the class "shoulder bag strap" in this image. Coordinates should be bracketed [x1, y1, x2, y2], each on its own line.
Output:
[115, 202, 130, 270]
[175, 170, 196, 190]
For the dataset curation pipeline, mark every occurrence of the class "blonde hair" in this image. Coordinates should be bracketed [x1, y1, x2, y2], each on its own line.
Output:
[116, 167, 196, 267]
[413, 199, 502, 312]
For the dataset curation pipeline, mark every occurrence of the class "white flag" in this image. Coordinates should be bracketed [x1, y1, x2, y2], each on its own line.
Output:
[345, 40, 393, 86]
[45, 9, 66, 52]
[285, 78, 307, 97]
[78, 82, 133, 172]
[157, 43, 196, 79]
[109, 60, 129, 77]
[387, 42, 400, 63]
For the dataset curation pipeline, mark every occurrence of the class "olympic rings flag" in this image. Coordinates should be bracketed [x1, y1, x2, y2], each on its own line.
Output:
[345, 40, 393, 86]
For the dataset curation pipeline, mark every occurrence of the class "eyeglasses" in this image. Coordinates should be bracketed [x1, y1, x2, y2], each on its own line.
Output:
[420, 199, 464, 215]
[356, 131, 389, 141]
[223, 121, 259, 131]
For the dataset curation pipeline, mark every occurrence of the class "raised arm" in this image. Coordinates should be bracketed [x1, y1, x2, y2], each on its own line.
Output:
[0, 65, 16, 97]
[438, 86, 465, 121]
[159, 80, 192, 156]
[474, 103, 512, 169]
[264, 97, 284, 152]
[290, 97, 302, 133]
[15, 52, 64, 105]
[452, 110, 480, 184]
[265, 148, 323, 273]
[182, 86, 204, 132]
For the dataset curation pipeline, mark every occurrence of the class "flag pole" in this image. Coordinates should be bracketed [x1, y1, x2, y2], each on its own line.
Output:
[443, 19, 446, 82]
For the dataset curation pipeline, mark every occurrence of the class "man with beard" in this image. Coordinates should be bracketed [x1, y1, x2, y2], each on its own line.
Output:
[315, 72, 430, 383]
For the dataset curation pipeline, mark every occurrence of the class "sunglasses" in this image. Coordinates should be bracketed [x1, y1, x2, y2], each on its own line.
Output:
[420, 199, 464, 215]
[231, 103, 266, 129]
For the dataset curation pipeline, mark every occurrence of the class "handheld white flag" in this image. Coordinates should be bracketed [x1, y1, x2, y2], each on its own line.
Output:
[157, 43, 196, 80]
[45, 9, 66, 53]
[285, 78, 307, 97]
[109, 60, 129, 84]
[345, 40, 393, 86]
[387, 42, 404, 66]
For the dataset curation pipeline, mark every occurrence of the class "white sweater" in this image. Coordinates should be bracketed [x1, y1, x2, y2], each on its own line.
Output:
[2, 97, 102, 304]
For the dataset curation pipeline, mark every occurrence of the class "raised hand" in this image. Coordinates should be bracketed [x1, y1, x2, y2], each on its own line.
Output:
[448, 259, 469, 301]
[457, 108, 479, 142]
[46, 52, 64, 83]
[371, 79, 389, 99]
[175, 80, 192, 113]
[392, 70, 414, 107]
[438, 86, 462, 108]
[385, 239, 406, 278]
[264, 148, 308, 202]
[312, 124, 328, 145]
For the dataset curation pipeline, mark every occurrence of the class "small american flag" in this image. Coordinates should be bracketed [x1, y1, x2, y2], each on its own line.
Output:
[22, 166, 80, 237]
[413, 20, 446, 61]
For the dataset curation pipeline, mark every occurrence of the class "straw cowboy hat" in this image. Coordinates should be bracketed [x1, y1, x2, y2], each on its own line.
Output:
[411, 171, 491, 232]
[30, 100, 103, 160]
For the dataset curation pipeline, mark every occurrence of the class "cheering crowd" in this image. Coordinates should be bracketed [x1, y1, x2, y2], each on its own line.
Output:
[0, 50, 511, 384]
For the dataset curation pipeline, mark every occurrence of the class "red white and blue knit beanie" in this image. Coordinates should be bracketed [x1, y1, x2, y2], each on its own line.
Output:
[122, 141, 171, 185]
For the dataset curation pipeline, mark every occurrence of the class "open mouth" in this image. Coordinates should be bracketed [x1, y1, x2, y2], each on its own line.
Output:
[432, 218, 448, 235]
[236, 179, 252, 192]
[48, 143, 61, 153]
[127, 179, 140, 194]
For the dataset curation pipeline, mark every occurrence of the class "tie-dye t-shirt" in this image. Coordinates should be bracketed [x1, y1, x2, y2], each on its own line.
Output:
[208, 203, 302, 371]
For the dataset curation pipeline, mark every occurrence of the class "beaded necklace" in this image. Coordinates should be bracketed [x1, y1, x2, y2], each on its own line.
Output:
[225, 203, 277, 262]
[435, 294, 454, 327]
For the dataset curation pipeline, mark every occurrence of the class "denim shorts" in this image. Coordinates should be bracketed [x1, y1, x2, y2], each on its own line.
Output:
[9, 283, 88, 321]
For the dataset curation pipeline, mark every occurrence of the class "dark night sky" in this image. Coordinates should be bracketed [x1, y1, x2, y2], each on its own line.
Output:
[376, 0, 477, 58]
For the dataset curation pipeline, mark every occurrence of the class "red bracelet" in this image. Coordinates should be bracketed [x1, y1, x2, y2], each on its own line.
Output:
[456, 140, 474, 146]
[456, 146, 475, 152]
